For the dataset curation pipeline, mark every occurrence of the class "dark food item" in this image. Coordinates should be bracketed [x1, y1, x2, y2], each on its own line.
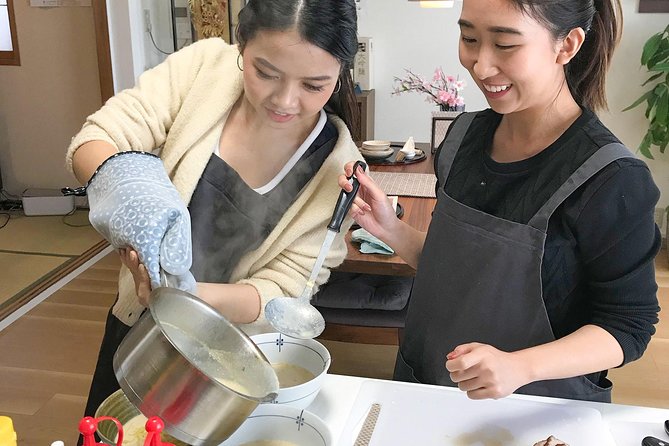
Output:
[642, 436, 668, 446]
[533, 436, 568, 446]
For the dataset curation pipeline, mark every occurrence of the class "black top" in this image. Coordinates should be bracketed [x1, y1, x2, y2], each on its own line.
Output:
[436, 108, 661, 365]
[188, 118, 338, 283]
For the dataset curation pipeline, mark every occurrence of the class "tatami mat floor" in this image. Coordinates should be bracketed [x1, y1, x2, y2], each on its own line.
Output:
[0, 247, 667, 444]
[0, 211, 104, 318]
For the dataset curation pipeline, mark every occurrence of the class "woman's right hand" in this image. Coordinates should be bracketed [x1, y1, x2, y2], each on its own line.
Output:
[119, 247, 152, 307]
[86, 151, 196, 294]
[339, 162, 401, 241]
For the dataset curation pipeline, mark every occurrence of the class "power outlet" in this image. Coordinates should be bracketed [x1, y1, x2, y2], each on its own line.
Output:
[143, 10, 152, 33]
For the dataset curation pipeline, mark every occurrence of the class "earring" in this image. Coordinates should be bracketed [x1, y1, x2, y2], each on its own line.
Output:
[333, 79, 341, 94]
[237, 53, 243, 71]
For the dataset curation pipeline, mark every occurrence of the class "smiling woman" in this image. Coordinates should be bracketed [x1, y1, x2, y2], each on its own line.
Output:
[0, 0, 19, 66]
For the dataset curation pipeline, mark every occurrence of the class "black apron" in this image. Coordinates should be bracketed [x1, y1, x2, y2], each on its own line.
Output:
[188, 154, 293, 282]
[394, 112, 633, 402]
[189, 125, 336, 282]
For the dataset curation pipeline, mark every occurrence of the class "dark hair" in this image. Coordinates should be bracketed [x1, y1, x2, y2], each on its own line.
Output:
[508, 0, 622, 111]
[236, 0, 360, 138]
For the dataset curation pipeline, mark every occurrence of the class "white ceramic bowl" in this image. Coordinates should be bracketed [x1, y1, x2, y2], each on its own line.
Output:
[250, 333, 331, 409]
[362, 140, 391, 151]
[222, 405, 332, 446]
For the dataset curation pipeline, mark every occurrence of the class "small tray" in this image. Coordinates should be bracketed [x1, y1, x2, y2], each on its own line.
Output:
[364, 145, 427, 166]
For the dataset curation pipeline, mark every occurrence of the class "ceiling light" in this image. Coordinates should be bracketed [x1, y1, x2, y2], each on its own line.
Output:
[409, 0, 455, 8]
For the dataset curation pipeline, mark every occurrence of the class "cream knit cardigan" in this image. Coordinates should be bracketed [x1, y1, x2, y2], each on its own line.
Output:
[66, 38, 363, 334]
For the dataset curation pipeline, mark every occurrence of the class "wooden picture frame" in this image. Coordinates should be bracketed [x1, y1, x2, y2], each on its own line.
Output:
[431, 111, 461, 153]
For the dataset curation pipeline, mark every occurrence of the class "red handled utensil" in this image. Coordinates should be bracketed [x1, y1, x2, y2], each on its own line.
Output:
[79, 416, 123, 446]
[79, 415, 174, 446]
[143, 416, 174, 446]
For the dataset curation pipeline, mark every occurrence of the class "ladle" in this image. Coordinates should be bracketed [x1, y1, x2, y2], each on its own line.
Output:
[265, 161, 367, 339]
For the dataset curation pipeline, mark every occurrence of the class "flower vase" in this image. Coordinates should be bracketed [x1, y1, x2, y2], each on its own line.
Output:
[439, 104, 465, 112]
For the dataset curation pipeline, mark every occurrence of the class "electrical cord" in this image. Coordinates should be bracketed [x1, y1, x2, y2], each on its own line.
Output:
[148, 28, 191, 55]
[0, 213, 9, 229]
[62, 207, 91, 228]
[0, 189, 22, 214]
[0, 189, 20, 201]
[148, 28, 174, 55]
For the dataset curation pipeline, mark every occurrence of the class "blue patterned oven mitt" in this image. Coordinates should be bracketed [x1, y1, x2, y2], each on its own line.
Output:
[351, 228, 395, 255]
[85, 151, 196, 293]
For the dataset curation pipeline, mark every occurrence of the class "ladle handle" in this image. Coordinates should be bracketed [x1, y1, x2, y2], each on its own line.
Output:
[328, 161, 367, 232]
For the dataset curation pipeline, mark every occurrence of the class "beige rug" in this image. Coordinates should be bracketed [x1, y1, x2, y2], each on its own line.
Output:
[0, 210, 107, 321]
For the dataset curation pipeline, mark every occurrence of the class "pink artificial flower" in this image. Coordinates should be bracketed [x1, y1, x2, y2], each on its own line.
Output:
[437, 90, 452, 104]
[434, 67, 445, 82]
[392, 67, 466, 108]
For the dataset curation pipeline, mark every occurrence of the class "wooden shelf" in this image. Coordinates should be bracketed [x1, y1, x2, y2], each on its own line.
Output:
[354, 89, 375, 146]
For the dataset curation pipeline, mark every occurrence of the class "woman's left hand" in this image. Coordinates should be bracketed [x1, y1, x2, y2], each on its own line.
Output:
[119, 247, 152, 307]
[445, 343, 530, 400]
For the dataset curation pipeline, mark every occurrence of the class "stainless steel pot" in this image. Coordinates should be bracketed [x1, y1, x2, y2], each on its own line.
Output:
[113, 287, 279, 446]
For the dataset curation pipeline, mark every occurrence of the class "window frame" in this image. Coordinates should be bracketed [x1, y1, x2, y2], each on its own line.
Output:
[0, 0, 20, 66]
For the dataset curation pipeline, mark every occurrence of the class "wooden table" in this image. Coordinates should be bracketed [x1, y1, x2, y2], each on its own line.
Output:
[336, 143, 437, 277]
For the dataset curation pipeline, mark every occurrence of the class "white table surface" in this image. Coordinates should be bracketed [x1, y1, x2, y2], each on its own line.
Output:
[311, 374, 669, 445]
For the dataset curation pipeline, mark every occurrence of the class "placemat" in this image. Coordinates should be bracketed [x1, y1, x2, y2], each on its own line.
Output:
[369, 172, 437, 198]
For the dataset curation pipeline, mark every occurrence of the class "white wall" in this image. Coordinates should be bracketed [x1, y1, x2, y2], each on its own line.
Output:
[358, 0, 669, 207]
[357, 1, 486, 143]
[600, 1, 669, 209]
[106, 0, 176, 93]
[0, 2, 100, 195]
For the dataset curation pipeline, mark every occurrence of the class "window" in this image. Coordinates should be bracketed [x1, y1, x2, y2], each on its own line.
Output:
[0, 0, 19, 66]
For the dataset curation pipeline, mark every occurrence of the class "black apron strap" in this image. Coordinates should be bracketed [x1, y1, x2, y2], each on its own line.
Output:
[528, 143, 634, 232]
[436, 112, 478, 186]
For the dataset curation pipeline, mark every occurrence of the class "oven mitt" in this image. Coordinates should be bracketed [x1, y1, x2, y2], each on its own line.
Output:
[351, 228, 395, 255]
[86, 151, 196, 293]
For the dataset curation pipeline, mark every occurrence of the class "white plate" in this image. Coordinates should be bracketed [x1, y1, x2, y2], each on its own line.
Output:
[362, 140, 392, 150]
[338, 380, 616, 446]
[360, 147, 394, 160]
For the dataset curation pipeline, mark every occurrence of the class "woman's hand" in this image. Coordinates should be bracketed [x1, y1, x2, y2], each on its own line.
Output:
[338, 162, 400, 241]
[445, 343, 531, 400]
[119, 248, 152, 307]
